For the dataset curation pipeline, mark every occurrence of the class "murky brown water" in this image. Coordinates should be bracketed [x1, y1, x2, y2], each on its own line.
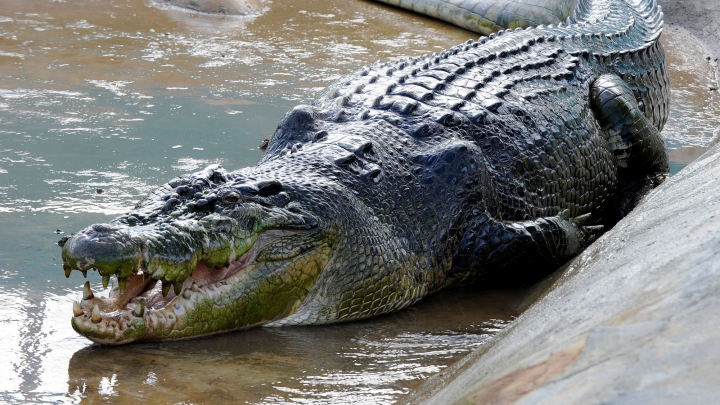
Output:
[0, 0, 718, 403]
[660, 24, 720, 173]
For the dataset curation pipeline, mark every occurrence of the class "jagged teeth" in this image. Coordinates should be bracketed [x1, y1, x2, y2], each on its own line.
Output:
[83, 281, 94, 300]
[182, 289, 192, 299]
[132, 298, 145, 317]
[81, 270, 87, 278]
[191, 282, 200, 292]
[118, 278, 127, 294]
[73, 301, 83, 317]
[102, 274, 110, 289]
[161, 281, 171, 297]
[64, 264, 72, 279]
[173, 282, 182, 296]
[91, 304, 102, 324]
[148, 278, 158, 291]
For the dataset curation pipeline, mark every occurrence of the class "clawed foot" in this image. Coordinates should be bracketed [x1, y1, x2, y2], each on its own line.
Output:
[557, 210, 605, 248]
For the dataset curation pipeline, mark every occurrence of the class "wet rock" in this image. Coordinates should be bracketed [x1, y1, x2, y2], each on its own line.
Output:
[405, 144, 720, 403]
[155, 0, 263, 15]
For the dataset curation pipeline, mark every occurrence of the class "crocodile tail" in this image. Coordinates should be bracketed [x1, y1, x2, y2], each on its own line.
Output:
[368, 0, 581, 36]
[568, 0, 594, 24]
[630, 0, 664, 43]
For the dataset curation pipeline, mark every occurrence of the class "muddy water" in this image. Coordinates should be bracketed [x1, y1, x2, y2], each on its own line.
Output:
[661, 24, 720, 174]
[0, 0, 717, 403]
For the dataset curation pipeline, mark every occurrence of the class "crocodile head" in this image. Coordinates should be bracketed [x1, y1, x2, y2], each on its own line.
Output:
[60, 164, 342, 344]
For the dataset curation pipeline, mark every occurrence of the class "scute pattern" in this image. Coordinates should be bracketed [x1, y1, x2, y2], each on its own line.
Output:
[263, 0, 669, 321]
[60, 0, 670, 343]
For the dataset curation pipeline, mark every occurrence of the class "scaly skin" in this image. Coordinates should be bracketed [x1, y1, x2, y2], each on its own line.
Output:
[59, 0, 669, 344]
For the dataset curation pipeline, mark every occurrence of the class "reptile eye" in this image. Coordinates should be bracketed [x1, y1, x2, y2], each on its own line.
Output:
[256, 180, 283, 197]
[218, 190, 242, 204]
[221, 191, 241, 203]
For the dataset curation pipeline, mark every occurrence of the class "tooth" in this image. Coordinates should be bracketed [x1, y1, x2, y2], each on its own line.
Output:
[132, 298, 146, 317]
[191, 282, 200, 292]
[161, 281, 171, 297]
[81, 270, 87, 278]
[91, 304, 102, 323]
[102, 274, 110, 289]
[83, 281, 94, 300]
[174, 283, 182, 296]
[148, 279, 158, 291]
[118, 278, 127, 294]
[64, 264, 72, 279]
[73, 301, 84, 317]
[182, 289, 191, 299]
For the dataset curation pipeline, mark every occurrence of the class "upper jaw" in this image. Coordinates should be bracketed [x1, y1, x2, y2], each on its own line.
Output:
[60, 198, 319, 289]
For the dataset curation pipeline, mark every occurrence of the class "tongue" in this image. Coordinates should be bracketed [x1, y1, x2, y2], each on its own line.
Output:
[112, 273, 151, 310]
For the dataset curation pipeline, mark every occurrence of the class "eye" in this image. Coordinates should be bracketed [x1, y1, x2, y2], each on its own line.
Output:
[256, 180, 283, 197]
[220, 191, 241, 203]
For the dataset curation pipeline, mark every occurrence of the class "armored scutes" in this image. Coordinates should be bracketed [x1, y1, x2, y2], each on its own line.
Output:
[59, 0, 669, 344]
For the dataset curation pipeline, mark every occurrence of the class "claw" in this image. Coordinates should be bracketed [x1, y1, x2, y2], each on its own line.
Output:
[558, 209, 571, 221]
[572, 212, 593, 227]
[132, 298, 146, 317]
[73, 301, 84, 317]
[91, 304, 102, 323]
[83, 281, 94, 300]
[102, 274, 110, 289]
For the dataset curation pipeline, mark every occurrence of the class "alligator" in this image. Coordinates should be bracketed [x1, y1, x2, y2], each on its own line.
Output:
[59, 0, 669, 344]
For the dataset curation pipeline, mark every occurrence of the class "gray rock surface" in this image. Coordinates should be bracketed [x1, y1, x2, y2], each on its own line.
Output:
[406, 127, 720, 405]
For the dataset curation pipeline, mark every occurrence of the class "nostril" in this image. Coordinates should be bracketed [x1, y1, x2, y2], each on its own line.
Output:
[256, 180, 283, 197]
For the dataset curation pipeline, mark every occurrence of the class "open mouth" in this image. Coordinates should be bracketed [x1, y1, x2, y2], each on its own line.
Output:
[65, 229, 317, 344]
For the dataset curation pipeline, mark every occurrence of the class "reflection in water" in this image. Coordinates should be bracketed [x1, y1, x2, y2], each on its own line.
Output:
[0, 0, 717, 403]
[65, 289, 519, 404]
[0, 0, 474, 215]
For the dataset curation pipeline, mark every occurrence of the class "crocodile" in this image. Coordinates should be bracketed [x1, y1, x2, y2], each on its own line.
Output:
[59, 0, 669, 344]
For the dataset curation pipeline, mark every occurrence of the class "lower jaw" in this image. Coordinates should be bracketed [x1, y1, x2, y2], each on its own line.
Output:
[71, 259, 260, 345]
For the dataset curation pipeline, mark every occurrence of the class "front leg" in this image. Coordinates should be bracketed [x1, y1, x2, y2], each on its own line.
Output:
[451, 211, 602, 285]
